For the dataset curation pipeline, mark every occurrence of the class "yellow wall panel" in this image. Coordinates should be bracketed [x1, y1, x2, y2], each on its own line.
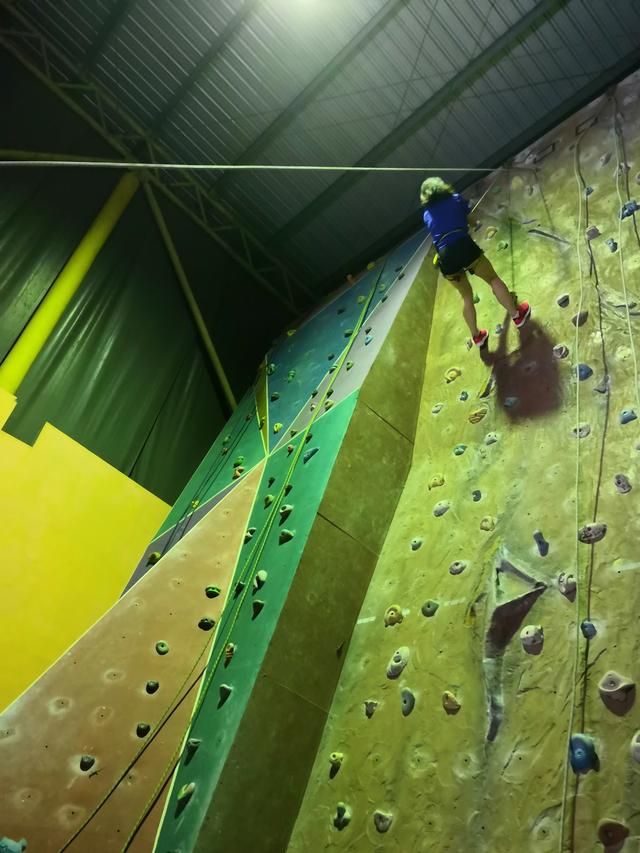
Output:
[0, 389, 169, 709]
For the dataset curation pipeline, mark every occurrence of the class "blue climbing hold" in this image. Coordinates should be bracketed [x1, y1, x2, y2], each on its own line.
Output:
[410, 538, 423, 551]
[577, 363, 593, 381]
[620, 200, 639, 219]
[504, 396, 519, 408]
[365, 334, 373, 345]
[459, 391, 469, 401]
[453, 444, 467, 456]
[533, 529, 549, 556]
[472, 490, 481, 502]
[569, 733, 598, 774]
[0, 840, 27, 853]
[585, 185, 594, 196]
[303, 447, 319, 464]
[620, 409, 638, 425]
[581, 619, 597, 639]
[606, 238, 618, 252]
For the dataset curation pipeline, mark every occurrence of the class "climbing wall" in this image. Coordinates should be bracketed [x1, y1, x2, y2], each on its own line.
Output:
[288, 71, 640, 852]
[0, 225, 434, 851]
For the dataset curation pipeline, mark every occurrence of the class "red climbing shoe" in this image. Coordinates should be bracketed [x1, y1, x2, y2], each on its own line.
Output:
[513, 302, 531, 329]
[473, 329, 488, 348]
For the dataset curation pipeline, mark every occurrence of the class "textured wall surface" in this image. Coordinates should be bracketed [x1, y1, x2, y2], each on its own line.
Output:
[288, 71, 640, 852]
[0, 388, 169, 710]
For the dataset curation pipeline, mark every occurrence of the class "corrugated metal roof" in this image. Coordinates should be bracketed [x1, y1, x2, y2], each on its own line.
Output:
[11, 0, 640, 293]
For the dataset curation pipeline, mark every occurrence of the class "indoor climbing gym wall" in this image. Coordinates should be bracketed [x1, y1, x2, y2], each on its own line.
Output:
[289, 71, 640, 852]
[0, 223, 436, 851]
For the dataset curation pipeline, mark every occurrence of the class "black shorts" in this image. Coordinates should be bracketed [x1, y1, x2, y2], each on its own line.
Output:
[438, 234, 483, 277]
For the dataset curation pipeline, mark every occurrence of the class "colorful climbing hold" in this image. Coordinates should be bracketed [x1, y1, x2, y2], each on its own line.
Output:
[442, 691, 461, 715]
[325, 399, 334, 410]
[410, 538, 423, 551]
[384, 605, 404, 627]
[273, 422, 283, 434]
[287, 369, 296, 382]
[445, 367, 462, 383]
[619, 409, 637, 424]
[428, 474, 445, 489]
[136, 722, 151, 738]
[572, 310, 588, 327]
[585, 225, 600, 240]
[569, 733, 598, 774]
[468, 406, 488, 424]
[205, 585, 221, 598]
[504, 396, 519, 408]
[401, 688, 415, 717]
[364, 700, 378, 719]
[606, 237, 618, 252]
[480, 516, 496, 532]
[433, 500, 450, 517]
[558, 572, 576, 597]
[620, 199, 639, 219]
[279, 504, 293, 522]
[485, 226, 497, 239]
[252, 599, 265, 618]
[421, 600, 439, 617]
[279, 529, 294, 544]
[264, 494, 274, 508]
[303, 447, 319, 463]
[333, 802, 352, 831]
[597, 671, 635, 711]
[484, 432, 499, 445]
[244, 527, 256, 543]
[146, 551, 161, 567]
[373, 811, 393, 833]
[553, 344, 569, 359]
[497, 240, 509, 251]
[232, 466, 244, 480]
[270, 391, 280, 401]
[449, 560, 467, 576]
[472, 490, 481, 502]
[80, 754, 95, 771]
[533, 530, 549, 556]
[329, 751, 343, 771]
[578, 523, 607, 543]
[198, 617, 215, 631]
[630, 730, 640, 763]
[459, 390, 469, 401]
[573, 423, 591, 438]
[597, 820, 629, 848]
[453, 444, 467, 456]
[580, 620, 597, 639]
[253, 569, 268, 589]
[287, 444, 294, 454]
[155, 641, 169, 656]
[614, 473, 632, 493]
[346, 360, 354, 370]
[364, 334, 373, 345]
[432, 403, 444, 414]
[386, 647, 410, 679]
[224, 643, 236, 664]
[584, 185, 593, 196]
[577, 363, 593, 380]
[145, 680, 159, 694]
[520, 625, 544, 653]
[219, 684, 233, 704]
[266, 363, 276, 375]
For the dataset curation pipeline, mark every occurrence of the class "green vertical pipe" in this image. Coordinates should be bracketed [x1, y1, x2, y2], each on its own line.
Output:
[0, 171, 139, 394]
[143, 181, 237, 411]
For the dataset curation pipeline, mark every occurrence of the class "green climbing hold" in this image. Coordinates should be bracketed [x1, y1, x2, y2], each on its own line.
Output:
[222, 434, 231, 445]
[287, 370, 296, 382]
[344, 329, 354, 338]
[177, 782, 196, 805]
[421, 600, 439, 617]
[136, 722, 151, 738]
[473, 293, 480, 304]
[205, 585, 221, 598]
[273, 422, 283, 433]
[357, 295, 365, 304]
[279, 529, 294, 544]
[233, 455, 244, 467]
[155, 641, 169, 656]
[279, 504, 293, 521]
[266, 363, 276, 375]
[198, 617, 215, 631]
[346, 361, 354, 370]
[185, 738, 201, 761]
[264, 494, 274, 508]
[270, 392, 280, 401]
[146, 551, 161, 567]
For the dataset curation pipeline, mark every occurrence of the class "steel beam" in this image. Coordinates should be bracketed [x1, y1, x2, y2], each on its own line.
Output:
[149, 0, 260, 135]
[211, 0, 408, 196]
[81, 0, 137, 73]
[0, 0, 312, 314]
[268, 0, 568, 247]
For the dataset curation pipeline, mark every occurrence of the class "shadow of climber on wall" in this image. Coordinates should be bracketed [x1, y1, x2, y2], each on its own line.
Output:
[479, 315, 562, 420]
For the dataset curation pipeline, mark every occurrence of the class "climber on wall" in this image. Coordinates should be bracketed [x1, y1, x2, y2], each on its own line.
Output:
[420, 176, 531, 347]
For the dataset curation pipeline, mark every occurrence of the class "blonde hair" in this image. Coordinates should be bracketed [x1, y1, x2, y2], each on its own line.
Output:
[419, 176, 455, 206]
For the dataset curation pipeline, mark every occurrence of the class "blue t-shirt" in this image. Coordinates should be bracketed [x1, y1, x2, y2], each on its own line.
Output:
[422, 193, 470, 251]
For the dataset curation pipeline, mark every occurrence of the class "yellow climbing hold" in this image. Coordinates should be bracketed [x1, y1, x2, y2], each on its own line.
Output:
[485, 226, 497, 239]
[480, 516, 496, 531]
[428, 474, 445, 490]
[357, 294, 366, 304]
[286, 329, 297, 337]
[384, 605, 404, 627]
[366, 262, 375, 270]
[511, 175, 524, 190]
[468, 406, 488, 424]
[273, 422, 283, 433]
[445, 367, 462, 383]
[432, 252, 439, 266]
